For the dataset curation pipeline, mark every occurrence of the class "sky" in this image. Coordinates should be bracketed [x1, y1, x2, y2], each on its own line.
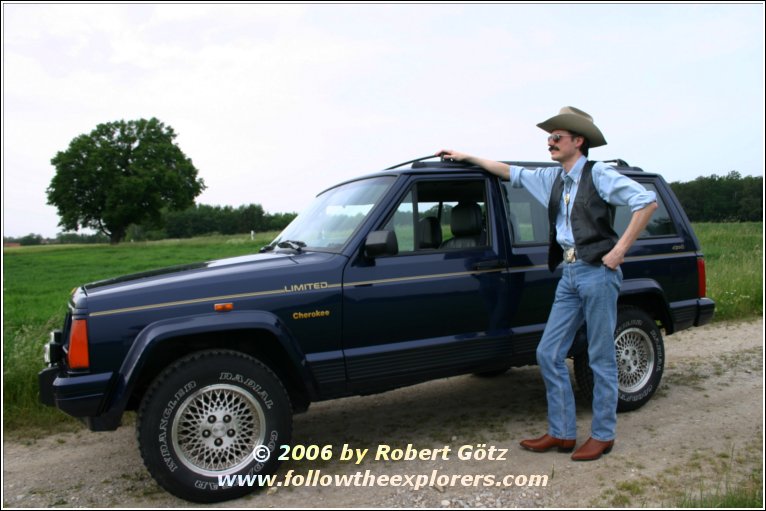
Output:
[2, 2, 764, 239]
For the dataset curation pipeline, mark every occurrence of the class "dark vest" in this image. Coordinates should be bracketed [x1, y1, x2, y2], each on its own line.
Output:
[547, 161, 618, 272]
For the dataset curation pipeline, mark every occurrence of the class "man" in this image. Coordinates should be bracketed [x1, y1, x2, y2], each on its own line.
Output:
[438, 106, 658, 461]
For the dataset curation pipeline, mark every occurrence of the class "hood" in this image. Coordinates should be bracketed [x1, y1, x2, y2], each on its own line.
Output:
[80, 251, 343, 318]
[84, 252, 299, 293]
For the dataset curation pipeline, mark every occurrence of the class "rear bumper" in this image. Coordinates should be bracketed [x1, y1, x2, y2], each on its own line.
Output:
[696, 297, 716, 326]
[669, 297, 716, 332]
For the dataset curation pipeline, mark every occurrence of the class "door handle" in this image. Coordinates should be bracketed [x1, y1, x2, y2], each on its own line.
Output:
[473, 259, 505, 271]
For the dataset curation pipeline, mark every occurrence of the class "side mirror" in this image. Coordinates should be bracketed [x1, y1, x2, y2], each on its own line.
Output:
[364, 230, 398, 258]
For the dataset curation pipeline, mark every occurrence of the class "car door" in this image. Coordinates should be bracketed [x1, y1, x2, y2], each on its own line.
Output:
[342, 175, 512, 393]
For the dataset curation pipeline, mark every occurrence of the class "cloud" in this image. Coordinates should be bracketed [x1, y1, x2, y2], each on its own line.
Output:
[3, 3, 763, 238]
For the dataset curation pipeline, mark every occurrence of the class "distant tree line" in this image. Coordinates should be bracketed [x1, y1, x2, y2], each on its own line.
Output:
[669, 171, 762, 222]
[4, 232, 110, 246]
[5, 204, 296, 245]
[126, 204, 297, 241]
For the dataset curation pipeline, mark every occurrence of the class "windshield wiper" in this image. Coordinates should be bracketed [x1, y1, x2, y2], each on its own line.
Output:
[277, 240, 306, 252]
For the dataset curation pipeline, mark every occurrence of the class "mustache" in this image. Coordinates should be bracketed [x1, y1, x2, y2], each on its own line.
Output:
[548, 146, 559, 152]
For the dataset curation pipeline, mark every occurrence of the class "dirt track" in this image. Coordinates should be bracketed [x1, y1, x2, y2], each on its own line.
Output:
[3, 319, 763, 508]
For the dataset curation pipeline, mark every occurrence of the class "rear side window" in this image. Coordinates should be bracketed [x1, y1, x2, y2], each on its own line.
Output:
[503, 179, 677, 245]
[613, 182, 677, 237]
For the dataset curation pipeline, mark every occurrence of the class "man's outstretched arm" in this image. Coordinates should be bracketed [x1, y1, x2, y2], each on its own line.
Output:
[436, 149, 510, 180]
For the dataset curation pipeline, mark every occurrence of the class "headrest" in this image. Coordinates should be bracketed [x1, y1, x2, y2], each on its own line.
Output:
[451, 202, 482, 237]
[418, 216, 442, 249]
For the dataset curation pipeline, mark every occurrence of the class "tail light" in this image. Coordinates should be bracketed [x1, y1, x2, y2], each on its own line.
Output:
[67, 319, 90, 369]
[697, 257, 707, 298]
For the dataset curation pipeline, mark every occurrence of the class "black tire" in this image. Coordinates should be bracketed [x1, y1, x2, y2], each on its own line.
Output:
[137, 350, 292, 503]
[574, 306, 665, 413]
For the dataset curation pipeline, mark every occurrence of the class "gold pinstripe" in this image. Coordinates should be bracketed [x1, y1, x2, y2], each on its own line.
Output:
[347, 268, 503, 287]
[87, 269, 502, 318]
[86, 252, 695, 318]
[504, 251, 698, 273]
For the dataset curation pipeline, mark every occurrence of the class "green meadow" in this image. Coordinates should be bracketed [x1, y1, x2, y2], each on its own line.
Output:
[3, 233, 278, 431]
[2, 224, 762, 430]
[691, 222, 762, 321]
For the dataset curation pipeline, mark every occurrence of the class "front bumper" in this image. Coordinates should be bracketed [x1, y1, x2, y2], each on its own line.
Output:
[38, 367, 116, 417]
[39, 329, 120, 430]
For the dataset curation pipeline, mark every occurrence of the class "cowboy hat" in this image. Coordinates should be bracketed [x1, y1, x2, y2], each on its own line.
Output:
[536, 106, 607, 148]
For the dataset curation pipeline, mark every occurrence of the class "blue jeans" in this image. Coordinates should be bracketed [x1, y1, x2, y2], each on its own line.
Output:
[536, 260, 622, 442]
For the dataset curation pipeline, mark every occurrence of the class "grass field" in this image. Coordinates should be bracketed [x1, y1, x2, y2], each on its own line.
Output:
[692, 222, 763, 321]
[3, 233, 279, 431]
[2, 223, 762, 430]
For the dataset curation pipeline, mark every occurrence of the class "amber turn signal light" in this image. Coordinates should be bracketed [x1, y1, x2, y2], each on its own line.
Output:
[68, 319, 90, 369]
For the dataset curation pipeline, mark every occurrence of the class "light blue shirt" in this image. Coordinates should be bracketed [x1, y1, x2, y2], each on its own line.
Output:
[509, 156, 656, 248]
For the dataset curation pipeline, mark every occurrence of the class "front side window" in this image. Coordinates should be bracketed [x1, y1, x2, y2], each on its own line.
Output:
[270, 176, 395, 252]
[502, 183, 549, 245]
[383, 179, 489, 253]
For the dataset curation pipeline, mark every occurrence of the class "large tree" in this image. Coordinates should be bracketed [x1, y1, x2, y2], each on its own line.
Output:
[47, 118, 205, 243]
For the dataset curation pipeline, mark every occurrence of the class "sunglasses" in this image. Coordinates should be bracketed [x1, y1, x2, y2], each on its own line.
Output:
[547, 133, 581, 143]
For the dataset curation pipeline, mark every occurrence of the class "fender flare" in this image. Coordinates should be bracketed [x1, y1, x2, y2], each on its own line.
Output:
[618, 277, 674, 332]
[106, 311, 317, 419]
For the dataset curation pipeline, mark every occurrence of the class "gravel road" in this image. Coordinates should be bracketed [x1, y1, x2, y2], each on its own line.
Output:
[3, 319, 762, 508]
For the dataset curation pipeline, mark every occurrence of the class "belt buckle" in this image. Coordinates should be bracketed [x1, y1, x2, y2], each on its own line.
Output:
[564, 248, 577, 263]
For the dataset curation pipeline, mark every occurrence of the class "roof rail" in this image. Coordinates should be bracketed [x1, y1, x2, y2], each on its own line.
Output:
[385, 155, 640, 172]
[385, 154, 442, 171]
[602, 159, 631, 168]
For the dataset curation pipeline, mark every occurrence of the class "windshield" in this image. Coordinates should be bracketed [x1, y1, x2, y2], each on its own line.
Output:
[269, 176, 395, 253]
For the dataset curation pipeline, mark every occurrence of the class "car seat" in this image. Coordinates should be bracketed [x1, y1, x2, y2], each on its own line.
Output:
[441, 202, 484, 249]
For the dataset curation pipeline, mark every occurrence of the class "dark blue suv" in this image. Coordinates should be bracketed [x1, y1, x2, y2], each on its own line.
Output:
[39, 157, 714, 502]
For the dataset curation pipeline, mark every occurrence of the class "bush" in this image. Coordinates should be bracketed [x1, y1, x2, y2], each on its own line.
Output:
[671, 172, 762, 222]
